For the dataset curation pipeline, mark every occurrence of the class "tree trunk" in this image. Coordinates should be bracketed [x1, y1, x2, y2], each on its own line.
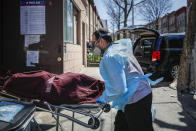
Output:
[117, 6, 121, 40]
[177, 1, 196, 92]
[123, 14, 127, 38]
[124, 0, 127, 27]
[123, 0, 128, 38]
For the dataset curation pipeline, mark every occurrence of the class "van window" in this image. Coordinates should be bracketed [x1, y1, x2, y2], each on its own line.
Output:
[168, 39, 184, 48]
[142, 39, 154, 53]
[134, 40, 143, 53]
[134, 38, 155, 57]
[160, 38, 167, 50]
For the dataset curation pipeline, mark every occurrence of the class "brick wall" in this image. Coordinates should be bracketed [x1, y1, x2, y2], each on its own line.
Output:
[158, 19, 162, 33]
[168, 12, 176, 33]
[162, 15, 169, 33]
[63, 44, 83, 73]
[176, 8, 186, 33]
[146, 6, 187, 34]
[62, 0, 88, 73]
[63, 0, 103, 73]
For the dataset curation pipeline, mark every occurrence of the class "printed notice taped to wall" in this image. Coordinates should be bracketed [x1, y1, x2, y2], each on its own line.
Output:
[26, 51, 39, 67]
[20, 1, 46, 34]
[25, 35, 40, 47]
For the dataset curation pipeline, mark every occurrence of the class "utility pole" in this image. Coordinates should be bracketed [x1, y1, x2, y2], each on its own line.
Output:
[132, 0, 134, 26]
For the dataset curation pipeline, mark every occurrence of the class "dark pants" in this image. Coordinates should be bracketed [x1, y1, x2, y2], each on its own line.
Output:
[114, 93, 154, 131]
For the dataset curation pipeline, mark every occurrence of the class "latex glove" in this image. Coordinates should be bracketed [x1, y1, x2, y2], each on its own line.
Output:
[96, 97, 105, 104]
[144, 73, 164, 86]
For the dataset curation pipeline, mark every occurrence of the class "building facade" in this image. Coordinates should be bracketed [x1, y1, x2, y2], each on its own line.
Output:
[176, 7, 187, 33]
[161, 15, 169, 34]
[146, 6, 187, 34]
[101, 19, 108, 30]
[168, 11, 176, 33]
[157, 18, 162, 33]
[1, 0, 103, 74]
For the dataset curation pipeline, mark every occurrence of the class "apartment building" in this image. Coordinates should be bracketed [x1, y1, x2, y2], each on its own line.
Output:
[1, 0, 103, 74]
[146, 6, 187, 34]
[157, 18, 162, 33]
[161, 15, 169, 34]
[102, 19, 108, 30]
[176, 7, 187, 33]
[187, 0, 192, 22]
[168, 11, 176, 33]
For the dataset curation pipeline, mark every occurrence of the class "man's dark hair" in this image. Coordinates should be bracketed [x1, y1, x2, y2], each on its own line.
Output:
[93, 28, 112, 43]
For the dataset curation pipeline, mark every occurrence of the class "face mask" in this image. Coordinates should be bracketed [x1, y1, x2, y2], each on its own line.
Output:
[93, 47, 101, 56]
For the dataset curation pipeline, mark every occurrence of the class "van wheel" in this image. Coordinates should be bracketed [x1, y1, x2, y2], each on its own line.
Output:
[168, 63, 179, 81]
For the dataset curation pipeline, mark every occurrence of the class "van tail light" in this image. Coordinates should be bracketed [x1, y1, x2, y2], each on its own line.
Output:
[152, 51, 160, 62]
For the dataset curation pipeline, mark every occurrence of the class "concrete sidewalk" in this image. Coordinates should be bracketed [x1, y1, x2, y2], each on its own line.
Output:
[34, 67, 196, 131]
[152, 85, 196, 131]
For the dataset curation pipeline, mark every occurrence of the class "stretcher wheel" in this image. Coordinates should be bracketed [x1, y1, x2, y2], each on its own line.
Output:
[103, 104, 110, 113]
[88, 117, 100, 129]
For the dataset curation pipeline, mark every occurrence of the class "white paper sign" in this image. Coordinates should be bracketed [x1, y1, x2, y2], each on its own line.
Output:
[26, 51, 39, 67]
[20, 1, 46, 34]
[25, 35, 40, 47]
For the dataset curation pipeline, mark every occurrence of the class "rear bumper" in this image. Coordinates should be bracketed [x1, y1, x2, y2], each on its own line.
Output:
[150, 62, 168, 73]
[139, 62, 167, 73]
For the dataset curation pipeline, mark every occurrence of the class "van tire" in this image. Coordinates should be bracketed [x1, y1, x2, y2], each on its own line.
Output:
[168, 62, 179, 81]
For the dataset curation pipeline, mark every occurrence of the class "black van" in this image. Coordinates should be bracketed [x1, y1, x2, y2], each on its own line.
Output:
[117, 27, 185, 80]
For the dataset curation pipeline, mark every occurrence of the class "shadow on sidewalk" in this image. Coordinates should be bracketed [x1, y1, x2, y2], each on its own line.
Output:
[151, 77, 196, 130]
[154, 118, 194, 131]
[30, 123, 55, 131]
[177, 91, 196, 121]
[153, 91, 196, 131]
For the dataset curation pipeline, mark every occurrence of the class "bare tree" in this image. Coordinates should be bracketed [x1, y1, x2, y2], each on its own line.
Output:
[105, 0, 123, 30]
[139, 0, 172, 29]
[177, 0, 196, 93]
[113, 0, 133, 27]
[105, 0, 133, 38]
[104, 0, 133, 28]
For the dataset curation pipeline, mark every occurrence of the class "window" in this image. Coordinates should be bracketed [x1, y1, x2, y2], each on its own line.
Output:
[86, 24, 89, 40]
[142, 39, 154, 53]
[86, 6, 89, 17]
[134, 39, 143, 53]
[160, 38, 167, 50]
[168, 39, 184, 48]
[64, 0, 73, 43]
[73, 8, 79, 44]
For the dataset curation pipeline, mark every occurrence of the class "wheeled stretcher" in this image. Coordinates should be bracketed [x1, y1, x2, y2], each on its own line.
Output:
[0, 71, 109, 130]
[0, 90, 111, 131]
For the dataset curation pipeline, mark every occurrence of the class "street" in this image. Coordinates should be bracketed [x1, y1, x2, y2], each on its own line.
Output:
[34, 67, 196, 131]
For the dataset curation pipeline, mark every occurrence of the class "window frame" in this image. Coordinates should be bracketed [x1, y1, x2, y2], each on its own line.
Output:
[64, 0, 73, 44]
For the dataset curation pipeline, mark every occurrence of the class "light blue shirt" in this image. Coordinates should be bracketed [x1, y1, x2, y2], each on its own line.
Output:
[96, 39, 163, 111]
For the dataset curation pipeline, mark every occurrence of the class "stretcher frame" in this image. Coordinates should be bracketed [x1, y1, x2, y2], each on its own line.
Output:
[0, 87, 110, 131]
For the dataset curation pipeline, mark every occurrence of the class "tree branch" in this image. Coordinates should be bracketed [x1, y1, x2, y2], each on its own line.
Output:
[138, 0, 172, 23]
[114, 0, 124, 9]
[127, 0, 133, 15]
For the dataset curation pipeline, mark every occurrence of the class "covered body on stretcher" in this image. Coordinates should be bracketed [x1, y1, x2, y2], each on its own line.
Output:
[0, 70, 109, 130]
[0, 70, 105, 105]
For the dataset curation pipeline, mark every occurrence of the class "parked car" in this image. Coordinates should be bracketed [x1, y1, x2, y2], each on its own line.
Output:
[117, 27, 185, 80]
